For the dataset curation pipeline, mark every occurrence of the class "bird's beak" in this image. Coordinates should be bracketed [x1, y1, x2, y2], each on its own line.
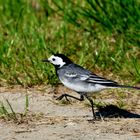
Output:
[42, 59, 49, 62]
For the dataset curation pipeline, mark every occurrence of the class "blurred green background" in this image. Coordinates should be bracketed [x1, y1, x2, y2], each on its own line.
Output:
[0, 0, 140, 87]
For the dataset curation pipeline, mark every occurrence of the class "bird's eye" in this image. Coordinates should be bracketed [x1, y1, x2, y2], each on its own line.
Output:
[52, 58, 55, 61]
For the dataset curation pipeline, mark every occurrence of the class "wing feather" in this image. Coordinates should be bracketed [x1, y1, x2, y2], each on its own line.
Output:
[63, 64, 118, 87]
[65, 72, 77, 78]
[87, 74, 118, 86]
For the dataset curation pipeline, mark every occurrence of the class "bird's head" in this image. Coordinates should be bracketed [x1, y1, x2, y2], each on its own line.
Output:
[42, 54, 72, 68]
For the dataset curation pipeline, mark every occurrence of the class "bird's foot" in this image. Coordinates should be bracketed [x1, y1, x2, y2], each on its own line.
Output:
[56, 94, 70, 102]
[87, 115, 104, 123]
[87, 119, 96, 123]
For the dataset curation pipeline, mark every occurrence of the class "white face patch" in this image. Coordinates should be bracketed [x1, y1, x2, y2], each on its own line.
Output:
[48, 55, 66, 67]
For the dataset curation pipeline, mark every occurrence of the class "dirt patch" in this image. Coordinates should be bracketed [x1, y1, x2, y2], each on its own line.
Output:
[0, 86, 140, 140]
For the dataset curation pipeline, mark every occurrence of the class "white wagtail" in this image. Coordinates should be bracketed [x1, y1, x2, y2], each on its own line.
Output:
[42, 53, 140, 120]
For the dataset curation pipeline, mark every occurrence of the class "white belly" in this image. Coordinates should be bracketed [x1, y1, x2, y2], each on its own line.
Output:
[60, 78, 107, 93]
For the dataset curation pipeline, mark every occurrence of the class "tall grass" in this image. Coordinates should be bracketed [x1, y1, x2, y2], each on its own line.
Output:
[0, 0, 139, 86]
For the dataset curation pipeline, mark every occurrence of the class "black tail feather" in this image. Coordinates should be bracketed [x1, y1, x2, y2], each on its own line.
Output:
[117, 85, 140, 90]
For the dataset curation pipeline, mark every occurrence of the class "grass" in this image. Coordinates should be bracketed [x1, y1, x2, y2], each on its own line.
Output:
[0, 94, 29, 123]
[0, 0, 139, 87]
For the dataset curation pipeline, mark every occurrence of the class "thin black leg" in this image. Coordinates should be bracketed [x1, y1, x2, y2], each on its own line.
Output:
[56, 94, 84, 101]
[84, 94, 96, 120]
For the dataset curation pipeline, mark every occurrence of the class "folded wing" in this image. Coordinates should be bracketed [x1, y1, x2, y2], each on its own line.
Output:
[86, 74, 119, 87]
[66, 72, 118, 86]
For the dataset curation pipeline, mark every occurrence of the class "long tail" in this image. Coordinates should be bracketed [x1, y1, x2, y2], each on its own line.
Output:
[116, 85, 140, 90]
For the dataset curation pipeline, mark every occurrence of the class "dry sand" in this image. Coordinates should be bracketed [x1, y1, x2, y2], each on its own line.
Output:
[0, 85, 140, 140]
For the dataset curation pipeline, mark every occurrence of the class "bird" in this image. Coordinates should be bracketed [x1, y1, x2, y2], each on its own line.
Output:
[42, 53, 140, 120]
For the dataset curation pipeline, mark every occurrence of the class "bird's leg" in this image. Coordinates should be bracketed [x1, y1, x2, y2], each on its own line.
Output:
[84, 94, 96, 120]
[56, 94, 84, 102]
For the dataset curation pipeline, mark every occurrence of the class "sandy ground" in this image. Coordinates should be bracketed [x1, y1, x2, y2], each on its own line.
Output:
[0, 85, 140, 140]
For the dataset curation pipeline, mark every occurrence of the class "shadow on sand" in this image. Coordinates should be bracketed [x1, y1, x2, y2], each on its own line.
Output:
[96, 105, 140, 118]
